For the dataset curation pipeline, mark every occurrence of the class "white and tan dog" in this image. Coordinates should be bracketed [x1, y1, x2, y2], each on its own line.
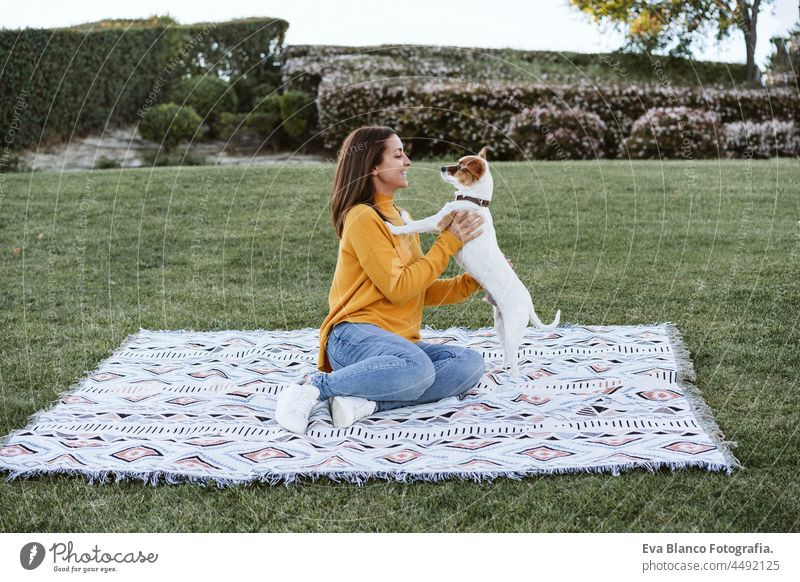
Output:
[385, 146, 561, 379]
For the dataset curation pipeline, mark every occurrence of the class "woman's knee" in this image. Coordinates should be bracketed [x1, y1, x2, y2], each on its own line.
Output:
[462, 347, 485, 372]
[391, 350, 435, 399]
[457, 348, 486, 389]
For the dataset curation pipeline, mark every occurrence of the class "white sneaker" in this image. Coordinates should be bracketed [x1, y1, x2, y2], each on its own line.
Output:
[275, 383, 320, 434]
[330, 396, 377, 429]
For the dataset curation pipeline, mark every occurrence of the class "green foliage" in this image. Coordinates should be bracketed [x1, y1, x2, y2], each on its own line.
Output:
[60, 14, 179, 30]
[0, 151, 29, 173]
[282, 44, 750, 91]
[180, 17, 286, 96]
[278, 90, 316, 144]
[246, 93, 283, 139]
[0, 17, 288, 150]
[240, 90, 317, 148]
[215, 112, 246, 142]
[567, 1, 772, 82]
[766, 23, 800, 86]
[251, 82, 280, 101]
[138, 103, 203, 151]
[235, 77, 282, 114]
[94, 156, 121, 170]
[568, 1, 768, 54]
[167, 75, 238, 121]
[139, 147, 207, 167]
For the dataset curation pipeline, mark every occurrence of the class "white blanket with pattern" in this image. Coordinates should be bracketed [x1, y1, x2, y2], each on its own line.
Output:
[0, 323, 740, 487]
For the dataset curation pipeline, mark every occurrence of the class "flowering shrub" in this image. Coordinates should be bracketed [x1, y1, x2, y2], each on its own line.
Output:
[623, 107, 721, 159]
[507, 106, 607, 160]
[723, 120, 799, 158]
[276, 45, 798, 158]
[313, 78, 797, 159]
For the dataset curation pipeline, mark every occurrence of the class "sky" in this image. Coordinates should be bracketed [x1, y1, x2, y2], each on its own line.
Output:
[4, 0, 798, 68]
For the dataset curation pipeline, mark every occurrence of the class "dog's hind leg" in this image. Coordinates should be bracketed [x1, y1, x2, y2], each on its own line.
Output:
[502, 315, 527, 380]
[493, 305, 509, 369]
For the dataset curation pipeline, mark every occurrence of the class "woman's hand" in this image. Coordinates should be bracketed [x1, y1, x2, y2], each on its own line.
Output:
[439, 210, 484, 244]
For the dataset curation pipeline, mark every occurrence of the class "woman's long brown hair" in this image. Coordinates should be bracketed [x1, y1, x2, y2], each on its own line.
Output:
[330, 126, 397, 239]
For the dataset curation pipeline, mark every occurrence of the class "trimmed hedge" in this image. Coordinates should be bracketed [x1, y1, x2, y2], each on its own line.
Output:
[507, 106, 607, 160]
[724, 120, 799, 158]
[285, 45, 791, 159]
[315, 79, 799, 159]
[281, 44, 751, 95]
[0, 17, 287, 150]
[625, 107, 721, 159]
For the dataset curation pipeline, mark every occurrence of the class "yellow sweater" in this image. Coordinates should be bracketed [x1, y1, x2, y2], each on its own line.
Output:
[316, 192, 483, 372]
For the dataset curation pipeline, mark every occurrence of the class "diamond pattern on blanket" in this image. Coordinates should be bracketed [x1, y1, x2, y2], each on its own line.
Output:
[0, 323, 739, 487]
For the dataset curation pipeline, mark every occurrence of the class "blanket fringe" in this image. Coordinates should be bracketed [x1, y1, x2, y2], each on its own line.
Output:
[662, 321, 743, 471]
[2, 458, 734, 490]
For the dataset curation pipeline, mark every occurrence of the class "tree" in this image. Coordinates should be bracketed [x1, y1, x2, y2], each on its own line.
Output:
[569, 1, 774, 83]
[766, 20, 800, 86]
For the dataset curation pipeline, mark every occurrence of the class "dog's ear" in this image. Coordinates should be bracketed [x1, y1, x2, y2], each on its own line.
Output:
[477, 146, 489, 160]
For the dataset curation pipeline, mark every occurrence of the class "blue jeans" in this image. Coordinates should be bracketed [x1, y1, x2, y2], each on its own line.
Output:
[310, 322, 485, 413]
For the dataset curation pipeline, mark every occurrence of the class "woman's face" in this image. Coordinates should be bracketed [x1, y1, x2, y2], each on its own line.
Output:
[371, 134, 411, 194]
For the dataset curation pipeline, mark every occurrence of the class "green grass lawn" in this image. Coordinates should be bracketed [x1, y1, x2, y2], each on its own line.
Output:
[1, 158, 798, 532]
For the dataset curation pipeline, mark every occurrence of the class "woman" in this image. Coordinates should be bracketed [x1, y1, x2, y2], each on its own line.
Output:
[275, 126, 488, 434]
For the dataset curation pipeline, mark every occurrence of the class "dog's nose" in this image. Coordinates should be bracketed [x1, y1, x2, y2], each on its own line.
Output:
[440, 166, 447, 172]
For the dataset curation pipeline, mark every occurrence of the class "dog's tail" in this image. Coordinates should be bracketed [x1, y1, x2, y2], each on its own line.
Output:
[528, 297, 561, 330]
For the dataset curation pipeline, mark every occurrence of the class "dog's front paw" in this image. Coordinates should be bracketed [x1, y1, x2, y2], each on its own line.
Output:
[384, 221, 405, 235]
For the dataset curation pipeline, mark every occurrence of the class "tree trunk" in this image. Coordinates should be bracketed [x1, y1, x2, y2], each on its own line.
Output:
[738, 0, 761, 84]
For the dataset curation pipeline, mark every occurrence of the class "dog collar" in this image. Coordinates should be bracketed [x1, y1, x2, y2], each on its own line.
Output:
[454, 194, 490, 207]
